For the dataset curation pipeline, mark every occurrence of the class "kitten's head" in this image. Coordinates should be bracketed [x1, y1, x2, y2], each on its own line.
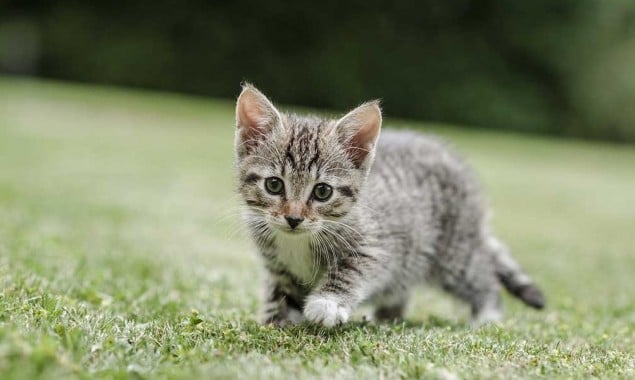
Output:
[234, 83, 381, 237]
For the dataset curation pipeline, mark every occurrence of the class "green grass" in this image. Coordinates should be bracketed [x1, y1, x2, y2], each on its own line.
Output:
[0, 76, 634, 379]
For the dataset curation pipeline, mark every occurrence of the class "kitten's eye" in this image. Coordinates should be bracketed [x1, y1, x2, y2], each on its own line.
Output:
[312, 183, 333, 201]
[264, 177, 284, 195]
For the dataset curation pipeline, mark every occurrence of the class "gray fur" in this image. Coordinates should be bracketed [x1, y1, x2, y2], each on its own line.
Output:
[234, 84, 545, 327]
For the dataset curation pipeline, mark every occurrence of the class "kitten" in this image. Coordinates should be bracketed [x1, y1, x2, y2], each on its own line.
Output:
[234, 83, 545, 327]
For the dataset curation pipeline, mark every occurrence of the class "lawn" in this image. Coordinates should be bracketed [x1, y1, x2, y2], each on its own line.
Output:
[0, 76, 633, 379]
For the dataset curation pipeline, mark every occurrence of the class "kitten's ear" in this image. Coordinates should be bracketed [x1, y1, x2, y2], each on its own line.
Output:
[334, 101, 382, 169]
[235, 83, 282, 157]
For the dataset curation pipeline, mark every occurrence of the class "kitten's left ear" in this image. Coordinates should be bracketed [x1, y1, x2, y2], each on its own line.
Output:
[334, 101, 382, 169]
[235, 83, 282, 158]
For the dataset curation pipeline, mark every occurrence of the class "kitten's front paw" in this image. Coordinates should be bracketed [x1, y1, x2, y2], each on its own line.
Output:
[303, 295, 349, 327]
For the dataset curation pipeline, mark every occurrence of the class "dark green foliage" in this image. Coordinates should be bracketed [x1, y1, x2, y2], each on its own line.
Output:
[2, 0, 635, 141]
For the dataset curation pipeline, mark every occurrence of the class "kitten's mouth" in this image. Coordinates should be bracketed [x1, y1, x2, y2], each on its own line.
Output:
[278, 226, 310, 235]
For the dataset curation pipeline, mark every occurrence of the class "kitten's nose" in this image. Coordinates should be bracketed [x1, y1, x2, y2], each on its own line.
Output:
[284, 216, 304, 229]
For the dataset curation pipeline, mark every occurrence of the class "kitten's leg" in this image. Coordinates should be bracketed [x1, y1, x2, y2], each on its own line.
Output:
[374, 300, 408, 323]
[470, 289, 503, 327]
[465, 251, 505, 326]
[370, 291, 410, 322]
[443, 279, 503, 327]
[304, 251, 386, 327]
[440, 255, 503, 327]
[261, 275, 304, 327]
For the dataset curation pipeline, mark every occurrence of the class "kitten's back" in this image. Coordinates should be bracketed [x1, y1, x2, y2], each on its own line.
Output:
[364, 129, 485, 226]
[360, 129, 544, 310]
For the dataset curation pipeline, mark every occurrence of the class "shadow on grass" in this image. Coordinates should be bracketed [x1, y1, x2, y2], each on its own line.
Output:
[271, 315, 467, 340]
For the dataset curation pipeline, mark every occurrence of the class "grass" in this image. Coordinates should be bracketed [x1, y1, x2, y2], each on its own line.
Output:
[0, 76, 634, 379]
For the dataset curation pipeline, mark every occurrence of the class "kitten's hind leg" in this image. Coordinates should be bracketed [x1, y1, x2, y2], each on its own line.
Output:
[470, 289, 503, 327]
[438, 254, 503, 327]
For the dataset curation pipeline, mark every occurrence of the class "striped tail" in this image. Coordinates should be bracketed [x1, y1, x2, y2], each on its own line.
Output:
[487, 237, 546, 309]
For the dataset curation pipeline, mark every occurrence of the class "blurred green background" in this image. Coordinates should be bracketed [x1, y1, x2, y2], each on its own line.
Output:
[1, 3, 635, 377]
[2, 0, 635, 142]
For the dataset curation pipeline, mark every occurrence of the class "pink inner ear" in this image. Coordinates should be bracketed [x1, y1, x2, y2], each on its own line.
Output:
[340, 104, 381, 167]
[237, 106, 263, 152]
[236, 87, 278, 154]
[237, 91, 265, 128]
[237, 104, 264, 148]
[348, 129, 374, 167]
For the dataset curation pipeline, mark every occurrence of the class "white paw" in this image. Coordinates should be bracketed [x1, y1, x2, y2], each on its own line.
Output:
[303, 295, 349, 327]
[471, 308, 503, 328]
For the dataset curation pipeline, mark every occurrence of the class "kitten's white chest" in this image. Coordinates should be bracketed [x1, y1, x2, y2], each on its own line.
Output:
[274, 234, 319, 285]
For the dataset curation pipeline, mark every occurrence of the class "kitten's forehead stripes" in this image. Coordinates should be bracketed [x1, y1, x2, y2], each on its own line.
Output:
[284, 133, 296, 172]
[306, 133, 321, 175]
[283, 117, 325, 174]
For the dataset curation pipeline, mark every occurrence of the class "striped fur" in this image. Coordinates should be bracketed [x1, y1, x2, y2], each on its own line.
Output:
[234, 84, 545, 327]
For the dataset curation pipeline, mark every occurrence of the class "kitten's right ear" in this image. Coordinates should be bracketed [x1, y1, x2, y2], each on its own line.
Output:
[235, 83, 282, 158]
[333, 101, 382, 169]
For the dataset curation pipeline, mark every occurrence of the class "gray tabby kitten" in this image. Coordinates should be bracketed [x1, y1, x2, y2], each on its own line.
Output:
[234, 84, 545, 327]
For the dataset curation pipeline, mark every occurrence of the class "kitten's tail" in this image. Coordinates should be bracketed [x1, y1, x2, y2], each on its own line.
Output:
[487, 237, 546, 309]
